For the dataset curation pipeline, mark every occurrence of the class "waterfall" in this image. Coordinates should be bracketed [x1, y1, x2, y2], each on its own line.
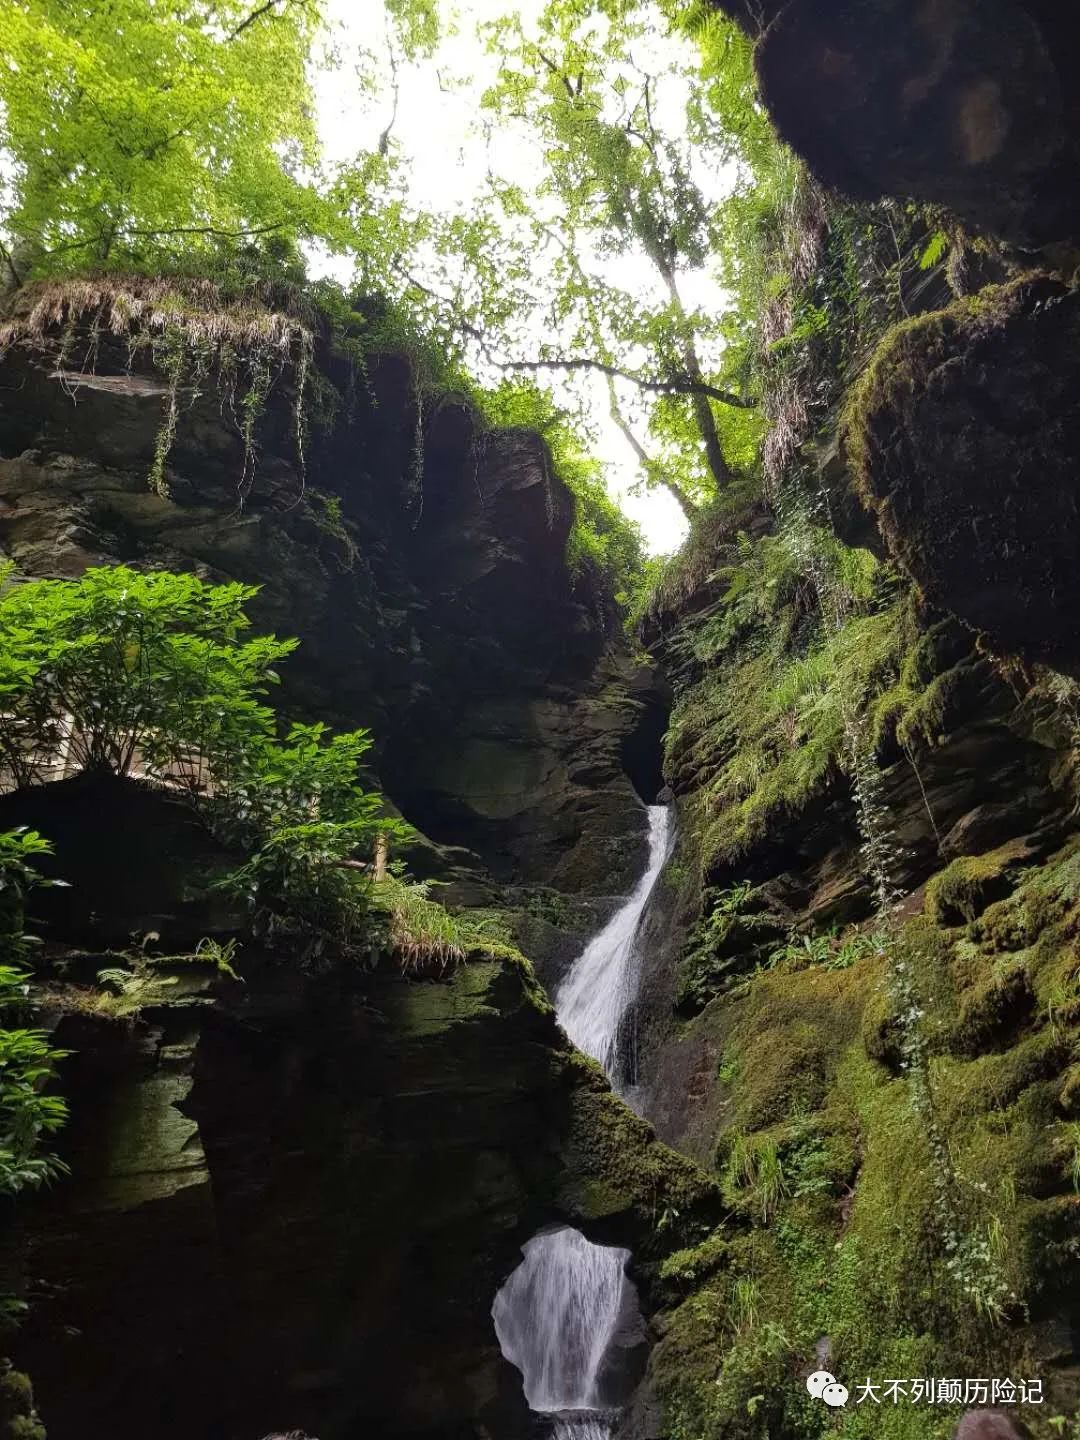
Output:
[556, 806, 673, 1089]
[493, 805, 673, 1440]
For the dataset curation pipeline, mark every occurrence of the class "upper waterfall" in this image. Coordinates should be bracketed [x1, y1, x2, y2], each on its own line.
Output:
[556, 804, 673, 1090]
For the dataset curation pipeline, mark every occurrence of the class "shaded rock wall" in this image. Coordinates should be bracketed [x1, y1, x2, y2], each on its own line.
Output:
[711, 0, 1080, 248]
[6, 938, 717, 1440]
[0, 777, 704, 1440]
[0, 308, 685, 1439]
[0, 324, 656, 894]
[844, 276, 1080, 672]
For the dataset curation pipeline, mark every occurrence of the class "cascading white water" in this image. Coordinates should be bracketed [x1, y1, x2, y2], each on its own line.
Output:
[491, 1226, 629, 1413]
[493, 805, 673, 1440]
[556, 806, 674, 1089]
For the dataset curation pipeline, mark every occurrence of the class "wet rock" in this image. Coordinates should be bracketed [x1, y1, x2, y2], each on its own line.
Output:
[844, 277, 1080, 669]
[0, 326, 657, 894]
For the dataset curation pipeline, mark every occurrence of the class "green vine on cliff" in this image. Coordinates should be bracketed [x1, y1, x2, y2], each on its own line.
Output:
[0, 278, 315, 504]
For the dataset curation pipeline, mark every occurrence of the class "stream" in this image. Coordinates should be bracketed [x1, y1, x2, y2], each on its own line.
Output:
[492, 804, 674, 1440]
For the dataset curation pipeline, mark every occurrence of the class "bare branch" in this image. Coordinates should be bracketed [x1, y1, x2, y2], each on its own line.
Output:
[378, 35, 401, 157]
[536, 47, 579, 104]
[605, 374, 696, 520]
[493, 353, 754, 408]
[228, 0, 312, 41]
[42, 219, 291, 260]
[397, 265, 753, 409]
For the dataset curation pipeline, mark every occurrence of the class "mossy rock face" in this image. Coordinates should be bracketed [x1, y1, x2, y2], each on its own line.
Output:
[635, 835, 1080, 1439]
[753, 0, 1080, 246]
[0, 1367, 45, 1440]
[925, 840, 1035, 926]
[844, 277, 1080, 669]
[948, 962, 1035, 1057]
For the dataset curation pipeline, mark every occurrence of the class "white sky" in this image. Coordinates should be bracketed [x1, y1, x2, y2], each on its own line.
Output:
[308, 0, 734, 554]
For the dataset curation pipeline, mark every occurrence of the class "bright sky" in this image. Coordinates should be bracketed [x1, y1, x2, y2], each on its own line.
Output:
[307, 0, 741, 555]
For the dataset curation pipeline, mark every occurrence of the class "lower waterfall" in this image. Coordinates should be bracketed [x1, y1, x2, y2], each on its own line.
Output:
[493, 804, 673, 1440]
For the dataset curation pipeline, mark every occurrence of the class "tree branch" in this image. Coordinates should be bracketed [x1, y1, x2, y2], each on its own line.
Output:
[377, 37, 401, 157]
[41, 219, 291, 260]
[398, 268, 752, 407]
[536, 48, 580, 104]
[505, 353, 754, 408]
[228, 0, 311, 40]
[605, 374, 696, 520]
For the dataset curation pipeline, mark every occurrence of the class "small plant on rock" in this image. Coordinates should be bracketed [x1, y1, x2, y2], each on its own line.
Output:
[0, 831, 68, 1198]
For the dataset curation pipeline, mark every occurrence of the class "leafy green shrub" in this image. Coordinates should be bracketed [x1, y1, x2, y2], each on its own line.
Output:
[0, 564, 423, 963]
[0, 564, 295, 791]
[220, 723, 412, 954]
[767, 924, 878, 973]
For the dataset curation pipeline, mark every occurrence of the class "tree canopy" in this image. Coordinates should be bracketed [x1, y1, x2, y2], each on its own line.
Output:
[0, 0, 792, 532]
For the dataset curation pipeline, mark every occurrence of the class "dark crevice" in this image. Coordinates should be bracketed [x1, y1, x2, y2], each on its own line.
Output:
[621, 683, 670, 805]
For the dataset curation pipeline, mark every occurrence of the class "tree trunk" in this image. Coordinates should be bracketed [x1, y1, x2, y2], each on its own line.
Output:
[654, 257, 735, 491]
[606, 376, 697, 520]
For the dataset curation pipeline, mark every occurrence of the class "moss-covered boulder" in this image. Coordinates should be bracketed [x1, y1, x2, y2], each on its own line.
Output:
[6, 935, 719, 1440]
[844, 277, 1080, 669]
[0, 1367, 45, 1440]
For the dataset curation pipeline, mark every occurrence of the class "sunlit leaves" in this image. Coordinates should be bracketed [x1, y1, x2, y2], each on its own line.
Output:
[0, 0, 324, 275]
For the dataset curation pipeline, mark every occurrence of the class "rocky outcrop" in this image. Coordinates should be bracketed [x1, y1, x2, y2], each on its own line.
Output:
[6, 946, 716, 1440]
[0, 781, 715, 1440]
[0, 292, 685, 1439]
[713, 0, 1080, 248]
[844, 276, 1080, 670]
[0, 305, 657, 894]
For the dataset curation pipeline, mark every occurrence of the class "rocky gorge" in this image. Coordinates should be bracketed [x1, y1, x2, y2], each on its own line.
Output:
[0, 1, 1078, 1439]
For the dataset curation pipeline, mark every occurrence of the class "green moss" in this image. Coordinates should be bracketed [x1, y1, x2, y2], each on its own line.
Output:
[5, 1419, 46, 1440]
[722, 961, 876, 1134]
[647, 852, 1080, 1436]
[948, 962, 1034, 1057]
[658, 1231, 728, 1289]
[0, 1372, 32, 1418]
[925, 840, 1032, 926]
[842, 275, 1044, 506]
[559, 1080, 722, 1257]
[392, 954, 551, 1039]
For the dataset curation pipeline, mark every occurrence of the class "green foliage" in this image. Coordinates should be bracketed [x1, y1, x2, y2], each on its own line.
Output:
[651, 833, 1080, 1437]
[0, 0, 324, 279]
[663, 523, 915, 873]
[0, 564, 297, 791]
[722, 1132, 789, 1222]
[767, 924, 879, 974]
[220, 723, 412, 953]
[91, 936, 242, 1015]
[369, 873, 523, 972]
[0, 828, 61, 967]
[0, 833, 67, 1200]
[0, 563, 416, 962]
